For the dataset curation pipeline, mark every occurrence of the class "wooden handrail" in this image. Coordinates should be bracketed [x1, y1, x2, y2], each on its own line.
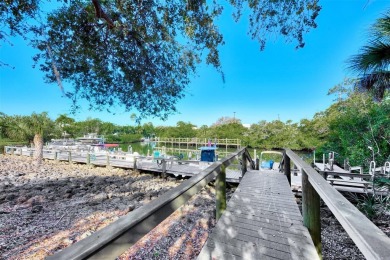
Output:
[47, 147, 248, 259]
[243, 148, 256, 169]
[285, 148, 390, 260]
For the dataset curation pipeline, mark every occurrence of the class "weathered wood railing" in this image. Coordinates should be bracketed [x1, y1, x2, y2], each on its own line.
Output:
[44, 147, 253, 259]
[283, 148, 390, 259]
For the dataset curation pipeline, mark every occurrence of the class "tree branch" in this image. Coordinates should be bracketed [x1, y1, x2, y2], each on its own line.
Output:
[46, 44, 65, 95]
[91, 0, 115, 29]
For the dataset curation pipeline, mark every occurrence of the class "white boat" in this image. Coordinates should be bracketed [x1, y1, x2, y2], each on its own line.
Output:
[47, 133, 119, 151]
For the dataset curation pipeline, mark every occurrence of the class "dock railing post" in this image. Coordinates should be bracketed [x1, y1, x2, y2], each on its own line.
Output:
[216, 164, 227, 220]
[283, 151, 291, 185]
[54, 151, 58, 161]
[302, 169, 322, 257]
[106, 153, 110, 168]
[68, 151, 72, 163]
[133, 157, 137, 171]
[87, 153, 91, 165]
[241, 153, 247, 176]
[162, 159, 167, 178]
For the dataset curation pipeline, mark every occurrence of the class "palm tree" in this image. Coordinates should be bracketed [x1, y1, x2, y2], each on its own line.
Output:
[5, 112, 54, 165]
[30, 112, 53, 164]
[348, 12, 390, 101]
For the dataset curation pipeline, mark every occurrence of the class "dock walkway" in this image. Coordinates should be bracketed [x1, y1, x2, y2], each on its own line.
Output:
[198, 170, 319, 260]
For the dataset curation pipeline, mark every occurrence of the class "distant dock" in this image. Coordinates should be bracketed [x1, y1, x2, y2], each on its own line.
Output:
[4, 146, 243, 183]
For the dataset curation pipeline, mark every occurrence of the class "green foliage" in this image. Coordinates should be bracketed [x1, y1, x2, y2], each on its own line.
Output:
[105, 133, 142, 143]
[348, 10, 390, 101]
[247, 120, 319, 150]
[0, 0, 39, 58]
[348, 193, 390, 220]
[322, 88, 390, 168]
[196, 125, 210, 139]
[155, 121, 196, 138]
[32, 0, 225, 119]
[1, 112, 57, 143]
[205, 117, 248, 144]
[230, 0, 321, 50]
[209, 122, 247, 140]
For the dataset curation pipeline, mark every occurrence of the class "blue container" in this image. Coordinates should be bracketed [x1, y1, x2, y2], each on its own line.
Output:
[261, 160, 274, 169]
[199, 147, 217, 162]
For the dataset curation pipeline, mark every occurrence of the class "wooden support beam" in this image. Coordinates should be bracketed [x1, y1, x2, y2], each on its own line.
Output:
[302, 169, 322, 258]
[216, 164, 226, 220]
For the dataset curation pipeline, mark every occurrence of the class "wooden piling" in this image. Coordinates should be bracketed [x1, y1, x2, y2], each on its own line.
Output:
[133, 157, 137, 171]
[87, 153, 91, 165]
[241, 153, 247, 176]
[106, 153, 110, 168]
[162, 159, 167, 178]
[302, 169, 322, 258]
[283, 152, 291, 185]
[216, 164, 227, 220]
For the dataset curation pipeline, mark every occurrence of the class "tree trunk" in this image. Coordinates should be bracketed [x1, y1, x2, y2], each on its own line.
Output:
[33, 133, 44, 165]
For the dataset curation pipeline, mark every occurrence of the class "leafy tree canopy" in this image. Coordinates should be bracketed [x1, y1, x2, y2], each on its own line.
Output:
[212, 116, 241, 126]
[2, 0, 320, 119]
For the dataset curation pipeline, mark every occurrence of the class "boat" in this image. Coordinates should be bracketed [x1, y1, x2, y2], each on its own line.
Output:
[48, 133, 119, 151]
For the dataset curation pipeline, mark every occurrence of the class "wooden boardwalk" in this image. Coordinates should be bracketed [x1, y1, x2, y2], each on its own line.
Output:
[198, 170, 319, 260]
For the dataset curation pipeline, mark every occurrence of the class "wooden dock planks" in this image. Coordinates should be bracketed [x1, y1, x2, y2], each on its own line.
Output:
[198, 170, 319, 260]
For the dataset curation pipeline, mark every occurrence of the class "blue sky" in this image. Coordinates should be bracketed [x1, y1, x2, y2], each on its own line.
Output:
[0, 0, 389, 127]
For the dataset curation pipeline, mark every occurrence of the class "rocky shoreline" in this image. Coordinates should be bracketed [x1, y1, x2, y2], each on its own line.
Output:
[1, 155, 389, 259]
[0, 155, 184, 259]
